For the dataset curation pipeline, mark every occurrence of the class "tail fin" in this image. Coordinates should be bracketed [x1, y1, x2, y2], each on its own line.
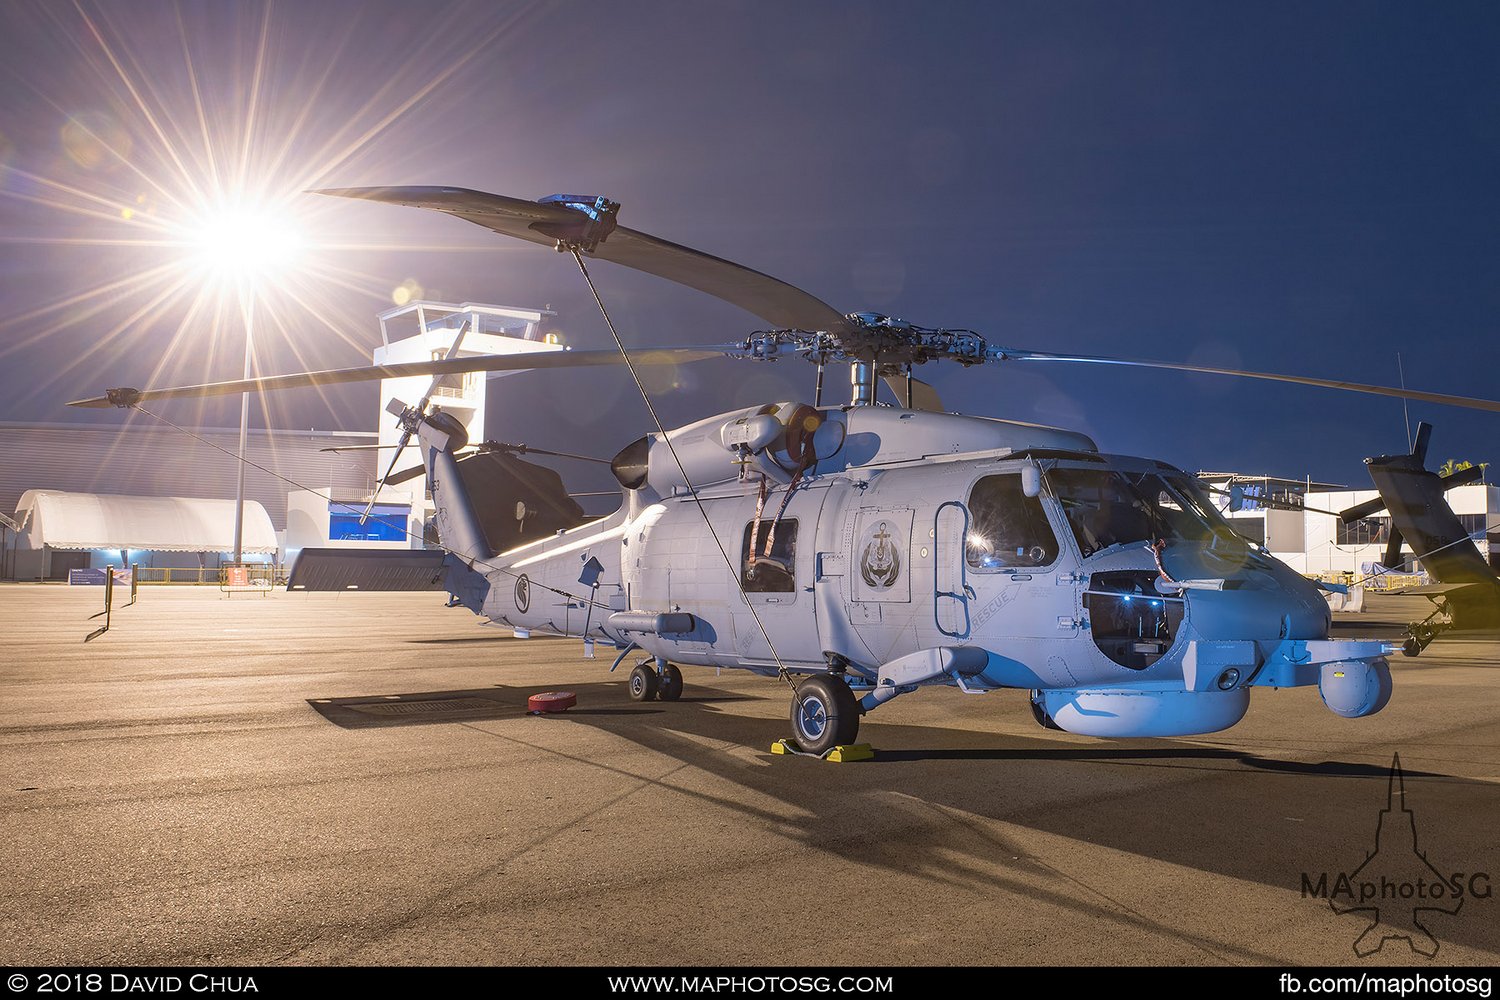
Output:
[1354, 423, 1500, 627]
[416, 410, 494, 568]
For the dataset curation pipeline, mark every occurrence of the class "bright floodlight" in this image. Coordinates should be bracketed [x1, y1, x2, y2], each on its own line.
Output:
[187, 205, 304, 283]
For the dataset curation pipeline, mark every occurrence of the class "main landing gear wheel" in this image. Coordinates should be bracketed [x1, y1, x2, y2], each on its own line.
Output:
[628, 663, 659, 702]
[658, 663, 684, 701]
[789, 675, 860, 756]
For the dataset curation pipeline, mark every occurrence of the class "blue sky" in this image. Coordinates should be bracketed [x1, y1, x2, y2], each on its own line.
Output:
[2, 1, 1498, 491]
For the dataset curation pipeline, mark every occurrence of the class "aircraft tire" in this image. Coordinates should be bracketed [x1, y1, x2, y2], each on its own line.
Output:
[629, 663, 659, 702]
[658, 664, 684, 701]
[789, 675, 860, 755]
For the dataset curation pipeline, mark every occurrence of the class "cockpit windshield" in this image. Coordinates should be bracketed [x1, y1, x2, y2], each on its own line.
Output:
[1048, 467, 1238, 557]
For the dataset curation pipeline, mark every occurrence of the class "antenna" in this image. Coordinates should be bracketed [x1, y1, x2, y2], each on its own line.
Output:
[1397, 353, 1413, 452]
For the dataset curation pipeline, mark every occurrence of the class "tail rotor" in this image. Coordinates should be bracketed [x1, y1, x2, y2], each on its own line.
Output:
[358, 320, 471, 524]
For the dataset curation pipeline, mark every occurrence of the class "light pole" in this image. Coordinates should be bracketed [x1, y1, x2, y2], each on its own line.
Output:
[231, 285, 255, 565]
[188, 204, 302, 567]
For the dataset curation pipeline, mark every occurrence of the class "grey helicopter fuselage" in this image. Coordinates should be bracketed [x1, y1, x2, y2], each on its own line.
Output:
[417, 400, 1394, 741]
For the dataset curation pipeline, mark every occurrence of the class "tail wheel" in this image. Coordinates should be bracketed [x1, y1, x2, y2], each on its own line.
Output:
[789, 675, 860, 755]
[658, 664, 684, 702]
[628, 664, 659, 702]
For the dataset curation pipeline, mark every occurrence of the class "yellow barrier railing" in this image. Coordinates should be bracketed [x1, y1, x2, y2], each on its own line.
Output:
[131, 566, 288, 586]
[1302, 571, 1426, 592]
[1365, 573, 1426, 592]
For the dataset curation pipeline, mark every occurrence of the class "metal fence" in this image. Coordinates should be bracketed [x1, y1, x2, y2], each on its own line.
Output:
[1304, 570, 1427, 592]
[132, 565, 289, 586]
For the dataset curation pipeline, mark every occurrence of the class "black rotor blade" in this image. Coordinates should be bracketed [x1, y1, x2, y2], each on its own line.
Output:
[384, 462, 430, 487]
[475, 441, 611, 465]
[996, 350, 1500, 414]
[1340, 463, 1486, 523]
[360, 322, 470, 524]
[1411, 421, 1433, 463]
[314, 187, 855, 335]
[1382, 528, 1406, 571]
[1341, 495, 1390, 524]
[382, 440, 614, 486]
[69, 346, 736, 408]
[361, 425, 414, 523]
[1437, 463, 1488, 490]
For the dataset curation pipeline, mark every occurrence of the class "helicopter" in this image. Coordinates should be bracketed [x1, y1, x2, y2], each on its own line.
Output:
[1337, 422, 1500, 656]
[71, 187, 1500, 755]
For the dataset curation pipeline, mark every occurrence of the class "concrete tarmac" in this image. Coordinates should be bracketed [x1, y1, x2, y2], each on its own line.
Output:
[1, 585, 1496, 966]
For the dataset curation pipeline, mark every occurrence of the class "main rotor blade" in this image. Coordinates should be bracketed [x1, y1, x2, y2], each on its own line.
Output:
[996, 349, 1500, 414]
[314, 186, 856, 335]
[68, 346, 735, 408]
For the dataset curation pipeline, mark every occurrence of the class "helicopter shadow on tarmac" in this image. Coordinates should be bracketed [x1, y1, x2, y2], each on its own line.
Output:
[306, 680, 754, 729]
[306, 677, 1500, 960]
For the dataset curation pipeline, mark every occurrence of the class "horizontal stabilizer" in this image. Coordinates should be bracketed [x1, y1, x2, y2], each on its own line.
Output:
[287, 548, 448, 591]
[1394, 582, 1488, 597]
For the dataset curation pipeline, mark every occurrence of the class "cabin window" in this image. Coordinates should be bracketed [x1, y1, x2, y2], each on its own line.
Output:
[742, 519, 797, 593]
[966, 475, 1058, 569]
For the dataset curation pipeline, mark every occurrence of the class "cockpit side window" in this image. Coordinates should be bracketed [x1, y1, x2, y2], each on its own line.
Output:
[1050, 468, 1243, 557]
[966, 474, 1059, 569]
[742, 519, 797, 593]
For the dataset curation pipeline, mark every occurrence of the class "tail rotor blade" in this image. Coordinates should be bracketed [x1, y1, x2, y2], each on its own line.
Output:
[1382, 528, 1406, 572]
[476, 441, 611, 464]
[360, 425, 414, 524]
[414, 319, 471, 414]
[1340, 495, 1389, 524]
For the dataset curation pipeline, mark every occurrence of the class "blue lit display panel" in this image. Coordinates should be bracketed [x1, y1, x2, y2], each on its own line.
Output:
[329, 503, 410, 543]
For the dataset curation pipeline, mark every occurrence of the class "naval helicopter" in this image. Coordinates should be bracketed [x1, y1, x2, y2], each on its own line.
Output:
[71, 187, 1500, 755]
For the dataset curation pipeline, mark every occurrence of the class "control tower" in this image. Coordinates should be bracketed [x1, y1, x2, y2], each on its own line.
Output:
[371, 300, 560, 518]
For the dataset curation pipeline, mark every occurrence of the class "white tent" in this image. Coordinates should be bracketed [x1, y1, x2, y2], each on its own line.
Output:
[14, 490, 277, 553]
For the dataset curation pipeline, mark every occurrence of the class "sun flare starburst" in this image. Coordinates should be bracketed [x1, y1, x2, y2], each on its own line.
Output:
[0, 0, 536, 426]
[183, 202, 305, 286]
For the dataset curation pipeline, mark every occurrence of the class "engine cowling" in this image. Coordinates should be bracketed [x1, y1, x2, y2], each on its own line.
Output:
[610, 402, 844, 494]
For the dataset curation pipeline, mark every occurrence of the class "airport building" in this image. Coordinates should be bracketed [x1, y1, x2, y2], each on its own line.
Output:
[1, 301, 559, 581]
[1215, 478, 1500, 578]
[0, 421, 377, 580]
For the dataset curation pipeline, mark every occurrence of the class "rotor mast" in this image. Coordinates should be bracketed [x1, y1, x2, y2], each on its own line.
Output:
[850, 361, 877, 406]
